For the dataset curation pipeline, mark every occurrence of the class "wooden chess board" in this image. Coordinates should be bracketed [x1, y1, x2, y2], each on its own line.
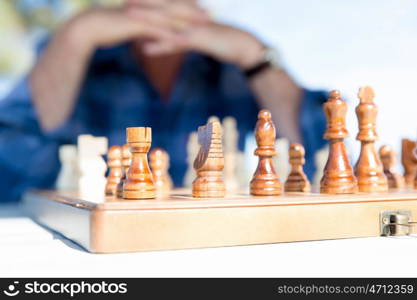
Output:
[22, 188, 417, 253]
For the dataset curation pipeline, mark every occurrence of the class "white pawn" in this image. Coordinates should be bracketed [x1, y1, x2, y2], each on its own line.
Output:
[78, 135, 108, 202]
[184, 132, 199, 187]
[56, 145, 78, 191]
[312, 145, 329, 191]
[273, 138, 290, 183]
[223, 117, 239, 191]
[208, 115, 220, 124]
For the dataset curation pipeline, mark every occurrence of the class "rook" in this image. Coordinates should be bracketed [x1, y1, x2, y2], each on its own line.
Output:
[123, 127, 155, 199]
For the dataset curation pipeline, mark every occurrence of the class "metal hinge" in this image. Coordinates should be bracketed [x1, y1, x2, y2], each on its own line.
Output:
[380, 210, 417, 236]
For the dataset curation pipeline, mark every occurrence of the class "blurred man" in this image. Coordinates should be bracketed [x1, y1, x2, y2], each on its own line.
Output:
[0, 0, 326, 202]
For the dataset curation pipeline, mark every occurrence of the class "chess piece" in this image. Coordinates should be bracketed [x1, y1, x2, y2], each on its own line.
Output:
[192, 121, 225, 197]
[123, 127, 156, 199]
[150, 147, 173, 194]
[250, 110, 281, 196]
[208, 115, 220, 123]
[379, 145, 404, 189]
[116, 144, 132, 198]
[56, 145, 78, 191]
[401, 138, 417, 188]
[320, 90, 357, 194]
[285, 143, 311, 192]
[312, 145, 329, 189]
[223, 117, 239, 191]
[78, 135, 108, 201]
[274, 138, 290, 183]
[354, 86, 388, 192]
[105, 145, 123, 196]
[183, 132, 199, 187]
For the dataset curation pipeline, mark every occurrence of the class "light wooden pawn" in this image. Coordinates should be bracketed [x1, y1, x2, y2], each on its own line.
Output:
[285, 143, 311, 192]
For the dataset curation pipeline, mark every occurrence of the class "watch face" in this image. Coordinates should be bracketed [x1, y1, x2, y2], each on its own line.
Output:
[265, 48, 282, 69]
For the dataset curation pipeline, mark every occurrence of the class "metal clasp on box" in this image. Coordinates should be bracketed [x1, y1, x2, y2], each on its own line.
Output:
[380, 210, 417, 236]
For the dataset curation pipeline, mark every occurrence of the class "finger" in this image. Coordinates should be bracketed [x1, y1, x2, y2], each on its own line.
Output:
[165, 1, 210, 24]
[126, 0, 210, 26]
[142, 40, 180, 56]
[107, 10, 177, 45]
[125, 0, 168, 9]
[125, 0, 199, 10]
[126, 6, 172, 29]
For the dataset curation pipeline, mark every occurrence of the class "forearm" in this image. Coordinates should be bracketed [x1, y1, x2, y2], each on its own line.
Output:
[249, 68, 303, 143]
[29, 23, 93, 132]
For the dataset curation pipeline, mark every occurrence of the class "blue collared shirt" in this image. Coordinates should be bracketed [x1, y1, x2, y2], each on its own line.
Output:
[0, 42, 327, 202]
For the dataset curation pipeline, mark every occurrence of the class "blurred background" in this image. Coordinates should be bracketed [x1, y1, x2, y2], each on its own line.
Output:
[1, 0, 416, 161]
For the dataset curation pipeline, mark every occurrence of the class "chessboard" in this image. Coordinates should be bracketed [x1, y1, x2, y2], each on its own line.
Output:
[22, 189, 417, 253]
[21, 86, 417, 253]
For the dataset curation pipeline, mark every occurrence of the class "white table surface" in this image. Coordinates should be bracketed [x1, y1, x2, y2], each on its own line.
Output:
[1, 204, 417, 277]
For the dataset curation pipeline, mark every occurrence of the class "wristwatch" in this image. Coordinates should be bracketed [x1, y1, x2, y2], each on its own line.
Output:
[243, 46, 283, 79]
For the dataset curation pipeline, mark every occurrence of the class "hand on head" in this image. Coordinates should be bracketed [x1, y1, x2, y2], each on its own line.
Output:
[63, 0, 264, 68]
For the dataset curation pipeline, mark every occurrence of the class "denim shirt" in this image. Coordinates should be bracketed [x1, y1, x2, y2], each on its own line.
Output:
[0, 42, 327, 202]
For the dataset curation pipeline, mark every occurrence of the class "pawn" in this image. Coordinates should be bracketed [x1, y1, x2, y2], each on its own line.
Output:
[123, 127, 156, 199]
[116, 144, 132, 198]
[56, 145, 78, 191]
[285, 144, 311, 193]
[250, 110, 281, 196]
[150, 147, 173, 194]
[223, 117, 239, 191]
[320, 90, 357, 194]
[192, 121, 225, 197]
[401, 138, 417, 188]
[354, 86, 388, 192]
[379, 145, 404, 189]
[105, 145, 123, 196]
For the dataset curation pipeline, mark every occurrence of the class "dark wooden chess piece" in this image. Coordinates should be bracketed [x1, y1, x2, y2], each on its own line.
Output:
[250, 110, 281, 196]
[123, 127, 155, 199]
[320, 90, 357, 194]
[354, 86, 388, 192]
[105, 145, 123, 196]
[402, 138, 417, 188]
[379, 145, 404, 189]
[150, 147, 173, 194]
[116, 144, 132, 198]
[284, 143, 311, 193]
[192, 121, 225, 197]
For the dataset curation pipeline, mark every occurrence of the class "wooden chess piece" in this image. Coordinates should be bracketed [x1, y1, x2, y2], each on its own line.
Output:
[123, 127, 155, 199]
[250, 110, 281, 196]
[150, 147, 173, 194]
[401, 138, 417, 188]
[192, 121, 225, 197]
[105, 145, 123, 196]
[354, 86, 388, 192]
[285, 143, 311, 193]
[116, 144, 132, 198]
[320, 90, 357, 194]
[379, 145, 404, 189]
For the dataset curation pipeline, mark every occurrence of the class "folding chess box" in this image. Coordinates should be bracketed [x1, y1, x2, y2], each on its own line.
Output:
[23, 189, 417, 253]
